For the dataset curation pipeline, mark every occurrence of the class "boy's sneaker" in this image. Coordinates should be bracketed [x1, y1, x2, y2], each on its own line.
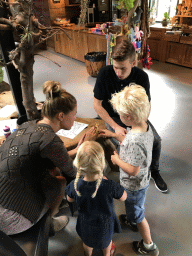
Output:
[119, 214, 138, 232]
[52, 216, 69, 232]
[133, 239, 159, 255]
[151, 171, 168, 193]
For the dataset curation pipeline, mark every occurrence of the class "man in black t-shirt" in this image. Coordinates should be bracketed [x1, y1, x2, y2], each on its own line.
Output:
[93, 39, 168, 195]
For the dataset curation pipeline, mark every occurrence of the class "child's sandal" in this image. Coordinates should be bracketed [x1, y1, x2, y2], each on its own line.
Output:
[110, 242, 116, 256]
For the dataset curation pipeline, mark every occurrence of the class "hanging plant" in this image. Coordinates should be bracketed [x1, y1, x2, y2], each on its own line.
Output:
[117, 0, 135, 11]
[0, 66, 3, 83]
[78, 0, 89, 25]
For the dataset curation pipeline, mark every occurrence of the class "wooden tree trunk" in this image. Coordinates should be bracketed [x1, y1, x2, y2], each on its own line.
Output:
[127, 0, 140, 28]
[19, 44, 40, 120]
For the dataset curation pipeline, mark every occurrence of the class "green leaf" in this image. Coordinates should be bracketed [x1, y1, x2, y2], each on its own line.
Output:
[0, 67, 4, 83]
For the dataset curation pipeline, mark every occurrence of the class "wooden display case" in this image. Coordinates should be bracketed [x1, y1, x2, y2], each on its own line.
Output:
[147, 26, 192, 68]
[54, 26, 107, 63]
[174, 15, 192, 26]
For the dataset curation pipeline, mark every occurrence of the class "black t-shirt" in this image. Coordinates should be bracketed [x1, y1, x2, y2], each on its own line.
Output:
[93, 65, 151, 119]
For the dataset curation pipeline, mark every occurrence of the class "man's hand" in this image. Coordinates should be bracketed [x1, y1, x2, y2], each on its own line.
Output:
[114, 125, 127, 136]
[111, 151, 120, 165]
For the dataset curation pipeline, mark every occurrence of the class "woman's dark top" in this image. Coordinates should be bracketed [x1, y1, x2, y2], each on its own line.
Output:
[65, 178, 125, 249]
[0, 120, 76, 223]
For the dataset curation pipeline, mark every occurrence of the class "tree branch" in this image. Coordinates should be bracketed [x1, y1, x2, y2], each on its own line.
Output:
[0, 60, 12, 66]
[127, 0, 140, 28]
[0, 17, 14, 27]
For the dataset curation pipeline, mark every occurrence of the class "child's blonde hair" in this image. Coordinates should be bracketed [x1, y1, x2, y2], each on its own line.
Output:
[110, 84, 150, 124]
[73, 141, 105, 198]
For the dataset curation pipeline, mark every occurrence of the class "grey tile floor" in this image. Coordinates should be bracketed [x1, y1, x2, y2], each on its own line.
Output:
[5, 49, 192, 255]
[35, 50, 192, 256]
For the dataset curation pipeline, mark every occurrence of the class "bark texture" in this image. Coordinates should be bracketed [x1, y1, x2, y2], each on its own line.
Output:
[0, 0, 69, 120]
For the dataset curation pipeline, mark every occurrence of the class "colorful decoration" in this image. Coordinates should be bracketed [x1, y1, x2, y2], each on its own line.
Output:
[127, 25, 143, 54]
[129, 27, 135, 42]
[106, 33, 112, 65]
[110, 34, 117, 65]
[135, 26, 143, 41]
[142, 45, 153, 69]
[78, 0, 89, 25]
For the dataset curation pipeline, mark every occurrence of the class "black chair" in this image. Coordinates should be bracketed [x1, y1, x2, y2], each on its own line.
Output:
[0, 210, 52, 256]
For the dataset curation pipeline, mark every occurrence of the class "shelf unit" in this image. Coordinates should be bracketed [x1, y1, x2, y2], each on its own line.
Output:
[147, 27, 192, 68]
[174, 15, 192, 25]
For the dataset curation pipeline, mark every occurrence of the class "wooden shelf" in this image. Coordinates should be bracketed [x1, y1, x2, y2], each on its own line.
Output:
[65, 4, 80, 7]
[175, 15, 192, 17]
[147, 27, 192, 68]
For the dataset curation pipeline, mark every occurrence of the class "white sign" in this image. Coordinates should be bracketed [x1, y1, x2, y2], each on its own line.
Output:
[56, 121, 88, 139]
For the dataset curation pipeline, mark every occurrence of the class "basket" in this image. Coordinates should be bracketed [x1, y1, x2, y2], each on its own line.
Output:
[84, 52, 106, 77]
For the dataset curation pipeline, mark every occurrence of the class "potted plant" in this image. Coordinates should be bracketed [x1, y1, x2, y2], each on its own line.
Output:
[162, 12, 170, 27]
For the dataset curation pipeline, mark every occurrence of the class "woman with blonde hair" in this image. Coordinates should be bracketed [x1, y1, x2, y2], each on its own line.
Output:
[65, 141, 127, 256]
[0, 80, 91, 235]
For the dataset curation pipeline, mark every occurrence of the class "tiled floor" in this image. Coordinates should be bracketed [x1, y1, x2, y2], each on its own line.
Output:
[36, 50, 192, 256]
[5, 49, 192, 255]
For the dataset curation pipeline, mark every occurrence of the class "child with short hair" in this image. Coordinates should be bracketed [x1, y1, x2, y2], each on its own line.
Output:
[100, 84, 159, 255]
[65, 141, 127, 256]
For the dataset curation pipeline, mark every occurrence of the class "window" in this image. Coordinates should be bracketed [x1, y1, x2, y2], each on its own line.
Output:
[149, 0, 179, 22]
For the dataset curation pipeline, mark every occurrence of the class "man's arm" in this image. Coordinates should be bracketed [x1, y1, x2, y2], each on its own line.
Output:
[93, 97, 127, 136]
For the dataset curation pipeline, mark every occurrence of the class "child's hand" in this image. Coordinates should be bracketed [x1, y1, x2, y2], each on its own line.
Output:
[77, 133, 86, 147]
[98, 129, 114, 138]
[111, 151, 120, 165]
[114, 125, 127, 136]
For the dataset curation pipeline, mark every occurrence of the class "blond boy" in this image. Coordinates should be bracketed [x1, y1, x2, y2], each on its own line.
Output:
[100, 84, 159, 255]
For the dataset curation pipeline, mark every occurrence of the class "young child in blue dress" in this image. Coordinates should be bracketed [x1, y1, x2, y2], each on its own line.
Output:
[65, 141, 127, 256]
[100, 84, 159, 255]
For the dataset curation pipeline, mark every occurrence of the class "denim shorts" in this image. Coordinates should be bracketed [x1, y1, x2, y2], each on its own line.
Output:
[125, 184, 149, 224]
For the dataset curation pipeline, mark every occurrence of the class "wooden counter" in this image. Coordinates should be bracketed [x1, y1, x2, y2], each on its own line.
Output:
[0, 117, 118, 171]
[60, 117, 106, 150]
[147, 25, 192, 68]
[54, 23, 192, 68]
[54, 25, 107, 62]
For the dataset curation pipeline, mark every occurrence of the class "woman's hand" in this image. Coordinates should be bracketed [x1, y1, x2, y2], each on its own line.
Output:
[84, 126, 98, 141]
[74, 127, 98, 155]
[50, 167, 61, 177]
[111, 151, 120, 165]
[77, 133, 86, 147]
[99, 129, 115, 138]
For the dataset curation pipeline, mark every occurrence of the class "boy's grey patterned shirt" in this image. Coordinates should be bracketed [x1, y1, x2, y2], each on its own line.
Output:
[119, 126, 154, 191]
